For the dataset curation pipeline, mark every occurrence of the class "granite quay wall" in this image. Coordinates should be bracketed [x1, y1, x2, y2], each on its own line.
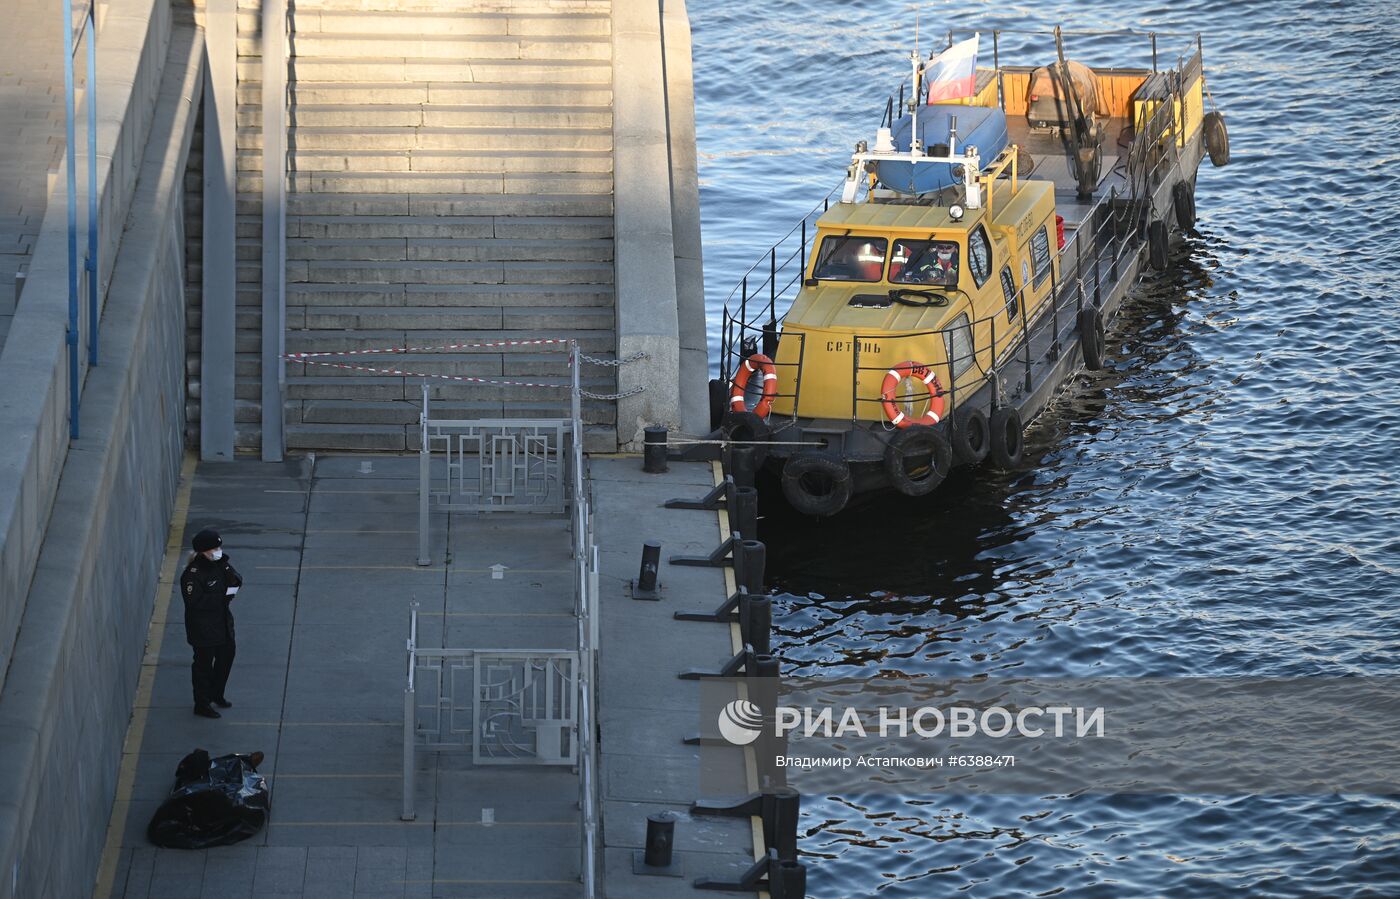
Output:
[0, 4, 205, 896]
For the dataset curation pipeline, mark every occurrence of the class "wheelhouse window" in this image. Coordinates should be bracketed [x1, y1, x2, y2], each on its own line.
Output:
[944, 312, 976, 379]
[1030, 226, 1053, 288]
[968, 225, 993, 287]
[889, 238, 960, 286]
[1000, 267, 1019, 320]
[812, 235, 888, 282]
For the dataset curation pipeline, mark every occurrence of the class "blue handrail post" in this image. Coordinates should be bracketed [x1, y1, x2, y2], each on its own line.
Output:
[86, 11, 99, 366]
[62, 0, 80, 439]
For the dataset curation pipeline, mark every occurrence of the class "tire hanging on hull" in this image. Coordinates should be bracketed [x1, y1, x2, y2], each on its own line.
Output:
[721, 410, 771, 467]
[1079, 306, 1106, 370]
[883, 425, 953, 497]
[989, 406, 1025, 469]
[781, 453, 853, 517]
[950, 404, 990, 465]
[1148, 219, 1170, 271]
[1173, 181, 1197, 233]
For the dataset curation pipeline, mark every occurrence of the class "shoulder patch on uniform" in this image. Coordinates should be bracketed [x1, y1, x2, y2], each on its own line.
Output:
[185, 583, 193, 595]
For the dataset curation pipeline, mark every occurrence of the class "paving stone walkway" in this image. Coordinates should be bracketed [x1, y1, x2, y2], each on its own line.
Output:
[100, 454, 583, 899]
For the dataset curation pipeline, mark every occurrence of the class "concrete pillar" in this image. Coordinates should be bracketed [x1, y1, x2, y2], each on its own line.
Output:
[661, 0, 710, 438]
[612, 0, 682, 451]
[260, 0, 287, 461]
[200, 0, 236, 461]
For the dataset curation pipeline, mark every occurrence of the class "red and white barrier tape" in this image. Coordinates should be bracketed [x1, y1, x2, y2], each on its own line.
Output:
[294, 356, 568, 389]
[283, 337, 574, 360]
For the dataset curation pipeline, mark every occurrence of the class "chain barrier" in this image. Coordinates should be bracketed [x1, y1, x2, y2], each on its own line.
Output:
[579, 351, 647, 367]
[580, 386, 646, 400]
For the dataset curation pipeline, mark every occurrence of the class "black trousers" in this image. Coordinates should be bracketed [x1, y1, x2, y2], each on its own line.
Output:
[191, 642, 236, 707]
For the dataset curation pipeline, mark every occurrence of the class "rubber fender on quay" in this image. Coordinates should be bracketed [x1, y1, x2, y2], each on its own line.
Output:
[1173, 180, 1197, 233]
[883, 425, 953, 497]
[1079, 306, 1106, 370]
[950, 404, 990, 465]
[1203, 110, 1229, 166]
[988, 406, 1025, 469]
[781, 452, 853, 517]
[1148, 219, 1170, 271]
[708, 378, 728, 432]
[721, 410, 771, 467]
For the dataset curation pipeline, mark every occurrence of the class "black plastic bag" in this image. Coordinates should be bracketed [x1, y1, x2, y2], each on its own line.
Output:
[146, 748, 270, 849]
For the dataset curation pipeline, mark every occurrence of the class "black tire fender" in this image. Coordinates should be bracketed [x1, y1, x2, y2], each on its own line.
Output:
[1079, 306, 1106, 370]
[1148, 219, 1170, 271]
[1172, 180, 1197, 233]
[721, 410, 771, 467]
[707, 378, 728, 432]
[988, 406, 1025, 470]
[882, 425, 953, 497]
[950, 404, 990, 465]
[780, 452, 853, 517]
[1204, 111, 1229, 167]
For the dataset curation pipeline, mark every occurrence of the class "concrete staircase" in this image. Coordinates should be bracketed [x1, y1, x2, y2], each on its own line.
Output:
[234, 0, 616, 450]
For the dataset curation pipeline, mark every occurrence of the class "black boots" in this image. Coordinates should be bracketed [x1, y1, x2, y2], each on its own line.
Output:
[193, 705, 221, 719]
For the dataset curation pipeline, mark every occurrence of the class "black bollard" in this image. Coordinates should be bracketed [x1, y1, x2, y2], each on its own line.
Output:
[735, 539, 767, 595]
[643, 426, 668, 473]
[729, 445, 757, 490]
[751, 654, 783, 788]
[633, 541, 662, 600]
[739, 594, 772, 656]
[644, 812, 676, 867]
[732, 486, 759, 542]
[771, 859, 807, 899]
[766, 787, 801, 862]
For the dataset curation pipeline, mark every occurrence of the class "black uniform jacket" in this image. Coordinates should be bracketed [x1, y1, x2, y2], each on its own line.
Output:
[180, 554, 243, 647]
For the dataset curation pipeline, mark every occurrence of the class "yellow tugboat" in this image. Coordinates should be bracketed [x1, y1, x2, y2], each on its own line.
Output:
[713, 27, 1229, 516]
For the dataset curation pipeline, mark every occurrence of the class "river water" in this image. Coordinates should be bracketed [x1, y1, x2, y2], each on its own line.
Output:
[689, 0, 1400, 895]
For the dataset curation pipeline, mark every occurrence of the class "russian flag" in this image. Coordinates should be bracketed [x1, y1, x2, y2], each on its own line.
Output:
[925, 33, 980, 103]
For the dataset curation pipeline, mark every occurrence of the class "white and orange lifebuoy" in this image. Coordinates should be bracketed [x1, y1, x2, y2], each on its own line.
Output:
[730, 354, 778, 419]
[880, 360, 946, 428]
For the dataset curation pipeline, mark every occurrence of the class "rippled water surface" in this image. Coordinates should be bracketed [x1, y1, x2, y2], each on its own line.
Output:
[690, 0, 1400, 895]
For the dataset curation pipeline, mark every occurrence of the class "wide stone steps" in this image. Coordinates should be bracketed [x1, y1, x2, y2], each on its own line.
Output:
[285, 214, 613, 240]
[283, 0, 609, 11]
[243, 57, 612, 83]
[263, 33, 609, 60]
[239, 171, 612, 196]
[230, 0, 614, 451]
[283, 237, 613, 262]
[276, 149, 613, 174]
[283, 9, 612, 35]
[266, 192, 613, 217]
[240, 81, 612, 106]
[241, 125, 612, 152]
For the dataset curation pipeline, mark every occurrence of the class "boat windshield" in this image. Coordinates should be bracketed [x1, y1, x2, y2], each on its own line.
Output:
[889, 238, 960, 287]
[812, 235, 888, 282]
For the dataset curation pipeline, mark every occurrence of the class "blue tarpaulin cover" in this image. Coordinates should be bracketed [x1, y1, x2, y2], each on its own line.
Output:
[875, 103, 1010, 195]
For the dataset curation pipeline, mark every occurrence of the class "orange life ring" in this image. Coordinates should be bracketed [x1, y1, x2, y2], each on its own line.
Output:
[730, 353, 778, 419]
[880, 361, 946, 428]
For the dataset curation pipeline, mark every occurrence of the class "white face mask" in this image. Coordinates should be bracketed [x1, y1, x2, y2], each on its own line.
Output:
[208, 548, 223, 561]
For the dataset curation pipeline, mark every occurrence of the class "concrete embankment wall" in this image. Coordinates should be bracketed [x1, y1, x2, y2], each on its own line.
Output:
[0, 1, 204, 894]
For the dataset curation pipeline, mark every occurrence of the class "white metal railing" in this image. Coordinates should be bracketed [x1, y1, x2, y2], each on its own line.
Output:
[404, 343, 602, 896]
[569, 342, 603, 898]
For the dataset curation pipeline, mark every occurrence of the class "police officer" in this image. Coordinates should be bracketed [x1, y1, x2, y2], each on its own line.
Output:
[181, 529, 242, 718]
